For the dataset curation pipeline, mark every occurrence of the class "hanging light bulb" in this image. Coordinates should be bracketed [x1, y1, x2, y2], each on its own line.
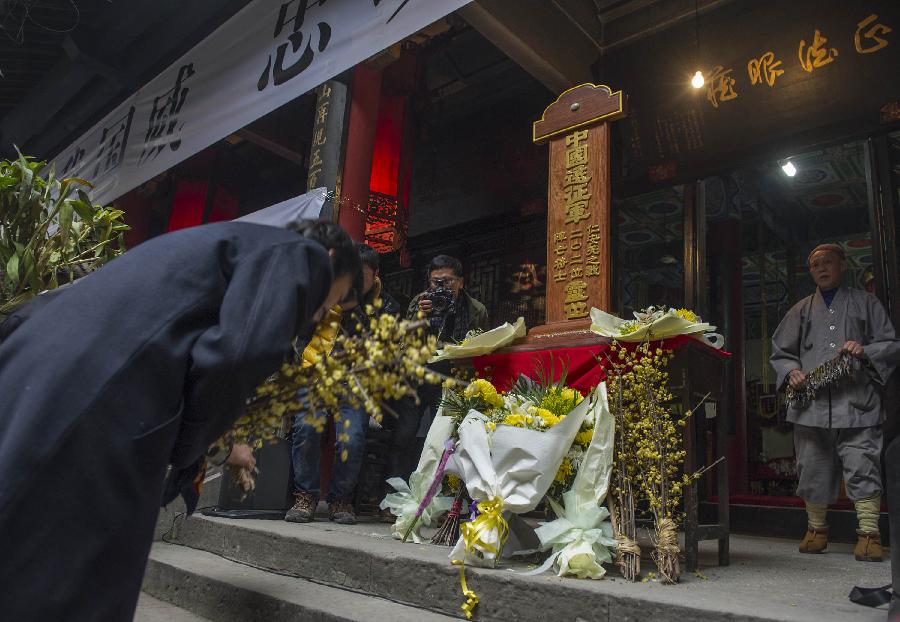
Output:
[691, 70, 705, 89]
[781, 161, 797, 177]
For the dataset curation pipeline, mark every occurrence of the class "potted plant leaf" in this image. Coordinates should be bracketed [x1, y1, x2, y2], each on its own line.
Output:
[0, 153, 128, 320]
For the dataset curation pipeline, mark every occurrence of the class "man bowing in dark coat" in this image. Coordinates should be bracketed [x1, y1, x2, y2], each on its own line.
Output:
[0, 218, 361, 621]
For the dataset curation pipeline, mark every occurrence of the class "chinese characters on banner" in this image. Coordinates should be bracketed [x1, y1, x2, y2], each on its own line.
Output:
[307, 82, 332, 189]
[140, 63, 194, 164]
[258, 0, 332, 91]
[47, 0, 472, 207]
[551, 128, 604, 321]
[705, 12, 892, 107]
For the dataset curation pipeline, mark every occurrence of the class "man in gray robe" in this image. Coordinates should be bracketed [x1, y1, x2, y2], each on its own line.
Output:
[771, 243, 900, 562]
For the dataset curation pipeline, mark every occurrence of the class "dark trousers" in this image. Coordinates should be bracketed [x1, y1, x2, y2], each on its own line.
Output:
[382, 371, 445, 492]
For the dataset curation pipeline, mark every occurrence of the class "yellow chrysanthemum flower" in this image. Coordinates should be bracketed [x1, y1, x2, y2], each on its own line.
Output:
[675, 308, 698, 322]
[555, 457, 574, 483]
[531, 407, 560, 428]
[561, 388, 584, 405]
[464, 378, 505, 408]
[502, 412, 530, 428]
[575, 429, 594, 447]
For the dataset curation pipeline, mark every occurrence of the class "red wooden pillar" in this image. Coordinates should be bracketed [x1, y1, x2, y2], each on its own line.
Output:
[337, 63, 383, 241]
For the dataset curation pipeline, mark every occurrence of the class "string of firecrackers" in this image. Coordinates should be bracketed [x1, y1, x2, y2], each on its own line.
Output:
[552, 128, 604, 321]
[785, 352, 855, 408]
[219, 305, 442, 494]
[590, 305, 725, 349]
[429, 317, 526, 362]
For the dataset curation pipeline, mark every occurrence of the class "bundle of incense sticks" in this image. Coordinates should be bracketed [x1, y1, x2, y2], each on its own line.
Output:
[786, 352, 854, 407]
[431, 488, 467, 546]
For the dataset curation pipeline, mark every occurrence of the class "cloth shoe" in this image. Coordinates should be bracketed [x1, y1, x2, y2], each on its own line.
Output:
[799, 526, 828, 553]
[285, 492, 318, 523]
[854, 530, 883, 562]
[329, 501, 357, 525]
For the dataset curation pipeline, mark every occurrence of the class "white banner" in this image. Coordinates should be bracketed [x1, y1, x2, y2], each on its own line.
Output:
[49, 0, 471, 207]
[236, 187, 327, 227]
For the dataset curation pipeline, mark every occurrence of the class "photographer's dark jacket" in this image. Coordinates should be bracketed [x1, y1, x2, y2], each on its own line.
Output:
[0, 222, 332, 621]
[343, 276, 401, 335]
[405, 288, 489, 343]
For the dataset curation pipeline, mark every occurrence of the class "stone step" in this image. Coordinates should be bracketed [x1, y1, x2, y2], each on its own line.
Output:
[135, 592, 212, 622]
[162, 514, 890, 622]
[144, 542, 458, 622]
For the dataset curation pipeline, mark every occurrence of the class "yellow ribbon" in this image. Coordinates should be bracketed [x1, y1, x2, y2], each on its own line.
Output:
[456, 565, 479, 619]
[452, 497, 509, 619]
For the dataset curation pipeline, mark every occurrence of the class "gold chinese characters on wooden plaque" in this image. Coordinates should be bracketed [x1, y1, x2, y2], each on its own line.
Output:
[531, 83, 626, 338]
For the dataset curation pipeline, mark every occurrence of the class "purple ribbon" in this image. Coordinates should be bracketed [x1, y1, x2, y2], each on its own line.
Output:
[414, 438, 456, 519]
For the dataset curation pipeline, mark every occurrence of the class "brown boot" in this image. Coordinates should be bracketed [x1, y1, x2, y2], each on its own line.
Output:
[328, 501, 357, 525]
[854, 530, 883, 562]
[285, 492, 318, 523]
[799, 526, 828, 553]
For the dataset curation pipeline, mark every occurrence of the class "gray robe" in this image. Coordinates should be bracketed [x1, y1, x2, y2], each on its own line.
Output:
[770, 286, 900, 428]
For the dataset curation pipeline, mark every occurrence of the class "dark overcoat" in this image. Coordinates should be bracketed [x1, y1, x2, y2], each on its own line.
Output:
[0, 222, 332, 621]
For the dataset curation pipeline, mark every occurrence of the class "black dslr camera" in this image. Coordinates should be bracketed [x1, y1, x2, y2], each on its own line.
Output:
[423, 286, 455, 332]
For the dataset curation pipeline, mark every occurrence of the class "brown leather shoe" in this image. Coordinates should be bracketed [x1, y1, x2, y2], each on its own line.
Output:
[799, 526, 828, 553]
[329, 501, 357, 525]
[285, 492, 318, 523]
[854, 530, 883, 562]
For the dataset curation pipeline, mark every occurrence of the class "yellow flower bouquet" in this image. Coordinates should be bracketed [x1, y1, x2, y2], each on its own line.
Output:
[524, 383, 617, 580]
[590, 305, 724, 348]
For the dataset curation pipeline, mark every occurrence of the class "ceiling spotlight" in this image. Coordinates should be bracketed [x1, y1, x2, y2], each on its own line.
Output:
[781, 161, 797, 177]
[691, 70, 705, 89]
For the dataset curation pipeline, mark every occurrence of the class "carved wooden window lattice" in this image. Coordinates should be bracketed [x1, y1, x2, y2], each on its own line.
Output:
[365, 191, 407, 254]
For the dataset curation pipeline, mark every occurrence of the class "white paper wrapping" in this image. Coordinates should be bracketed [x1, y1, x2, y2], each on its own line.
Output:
[446, 395, 593, 566]
[590, 307, 724, 349]
[525, 383, 617, 579]
[380, 410, 455, 543]
[430, 317, 526, 363]
[235, 188, 326, 228]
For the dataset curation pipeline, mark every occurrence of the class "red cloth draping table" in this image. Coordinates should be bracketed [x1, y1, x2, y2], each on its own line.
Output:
[471, 335, 730, 393]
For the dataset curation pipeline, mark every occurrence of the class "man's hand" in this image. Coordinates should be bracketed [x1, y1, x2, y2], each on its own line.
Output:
[788, 369, 808, 390]
[418, 297, 433, 314]
[841, 340, 865, 359]
[225, 443, 257, 471]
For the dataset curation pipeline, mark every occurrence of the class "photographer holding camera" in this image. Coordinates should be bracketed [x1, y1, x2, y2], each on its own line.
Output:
[379, 256, 487, 520]
[407, 255, 488, 344]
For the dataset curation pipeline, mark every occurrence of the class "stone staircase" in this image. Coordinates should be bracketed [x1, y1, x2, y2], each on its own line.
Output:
[143, 508, 891, 622]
